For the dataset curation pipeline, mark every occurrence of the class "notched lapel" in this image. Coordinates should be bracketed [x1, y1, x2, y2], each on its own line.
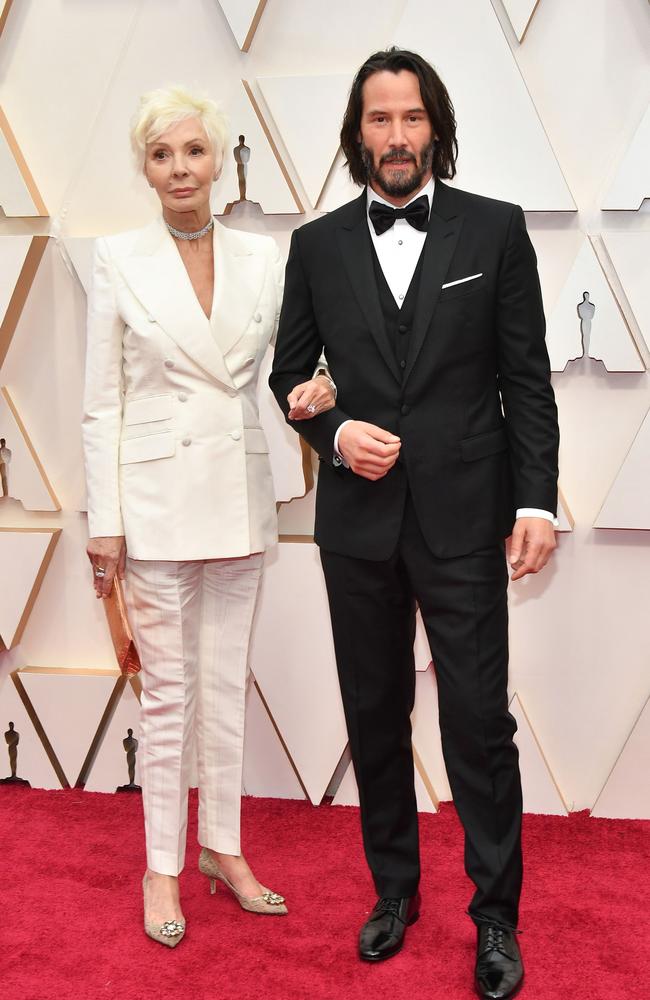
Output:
[115, 219, 236, 390]
[403, 206, 464, 384]
[211, 224, 266, 359]
[337, 204, 401, 384]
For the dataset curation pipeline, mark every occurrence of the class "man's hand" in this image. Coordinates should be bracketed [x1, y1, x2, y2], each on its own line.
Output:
[86, 535, 126, 598]
[508, 518, 557, 581]
[338, 421, 401, 481]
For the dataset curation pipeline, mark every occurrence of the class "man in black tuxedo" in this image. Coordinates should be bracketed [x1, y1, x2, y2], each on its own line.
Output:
[270, 48, 559, 999]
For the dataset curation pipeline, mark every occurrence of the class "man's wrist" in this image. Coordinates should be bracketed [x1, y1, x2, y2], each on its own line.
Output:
[333, 419, 354, 468]
[516, 507, 559, 528]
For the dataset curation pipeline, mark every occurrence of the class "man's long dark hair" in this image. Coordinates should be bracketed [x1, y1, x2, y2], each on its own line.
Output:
[340, 48, 458, 185]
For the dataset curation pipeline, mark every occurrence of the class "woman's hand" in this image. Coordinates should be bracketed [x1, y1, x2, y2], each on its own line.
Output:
[86, 535, 126, 599]
[287, 375, 337, 421]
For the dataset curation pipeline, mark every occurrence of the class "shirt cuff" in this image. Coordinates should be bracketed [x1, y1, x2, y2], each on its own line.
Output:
[516, 507, 559, 528]
[333, 420, 353, 468]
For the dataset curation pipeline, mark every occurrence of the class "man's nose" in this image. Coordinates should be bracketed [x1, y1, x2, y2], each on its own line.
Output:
[388, 122, 406, 147]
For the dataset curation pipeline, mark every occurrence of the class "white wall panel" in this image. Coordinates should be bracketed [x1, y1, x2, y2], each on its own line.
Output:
[602, 104, 650, 210]
[501, 0, 540, 42]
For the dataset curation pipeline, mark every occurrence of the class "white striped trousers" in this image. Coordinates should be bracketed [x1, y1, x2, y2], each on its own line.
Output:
[125, 553, 263, 876]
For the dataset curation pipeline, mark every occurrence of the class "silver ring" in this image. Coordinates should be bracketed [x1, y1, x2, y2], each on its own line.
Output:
[94, 566, 106, 578]
[307, 403, 316, 414]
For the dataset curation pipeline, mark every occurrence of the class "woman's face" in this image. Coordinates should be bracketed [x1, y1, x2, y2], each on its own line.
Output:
[144, 116, 219, 214]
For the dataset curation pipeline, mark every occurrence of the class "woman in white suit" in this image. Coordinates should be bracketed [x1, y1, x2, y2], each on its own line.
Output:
[82, 87, 335, 947]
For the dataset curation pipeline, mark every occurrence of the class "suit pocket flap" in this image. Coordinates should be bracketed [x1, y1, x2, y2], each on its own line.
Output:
[124, 394, 173, 426]
[244, 427, 269, 454]
[120, 432, 175, 465]
[461, 427, 508, 462]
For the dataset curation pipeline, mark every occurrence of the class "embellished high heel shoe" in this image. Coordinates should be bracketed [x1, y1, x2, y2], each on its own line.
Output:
[198, 847, 287, 915]
[142, 874, 186, 947]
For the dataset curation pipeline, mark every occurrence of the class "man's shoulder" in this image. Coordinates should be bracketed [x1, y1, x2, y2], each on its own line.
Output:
[293, 193, 365, 242]
[442, 182, 519, 222]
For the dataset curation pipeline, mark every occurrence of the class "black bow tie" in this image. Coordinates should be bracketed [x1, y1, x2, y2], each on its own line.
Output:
[368, 194, 430, 236]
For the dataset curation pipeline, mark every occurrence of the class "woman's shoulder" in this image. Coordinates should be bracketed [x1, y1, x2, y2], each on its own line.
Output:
[215, 220, 279, 260]
[96, 219, 164, 259]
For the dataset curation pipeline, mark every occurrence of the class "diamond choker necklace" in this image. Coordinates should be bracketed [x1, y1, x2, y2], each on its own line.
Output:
[165, 217, 214, 241]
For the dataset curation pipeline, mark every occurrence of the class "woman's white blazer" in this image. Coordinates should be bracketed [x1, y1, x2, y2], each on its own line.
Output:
[82, 217, 283, 561]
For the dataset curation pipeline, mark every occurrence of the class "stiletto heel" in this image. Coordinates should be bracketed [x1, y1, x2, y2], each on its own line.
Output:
[198, 847, 287, 915]
[142, 874, 186, 947]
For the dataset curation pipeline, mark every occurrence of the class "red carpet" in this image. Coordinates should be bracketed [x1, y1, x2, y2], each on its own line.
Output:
[1, 788, 649, 1000]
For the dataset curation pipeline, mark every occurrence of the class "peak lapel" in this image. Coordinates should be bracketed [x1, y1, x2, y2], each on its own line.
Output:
[336, 194, 401, 384]
[403, 184, 464, 385]
[211, 222, 266, 358]
[115, 218, 236, 390]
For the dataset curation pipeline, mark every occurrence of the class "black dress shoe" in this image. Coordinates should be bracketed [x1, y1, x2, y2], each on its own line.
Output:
[474, 923, 524, 999]
[359, 893, 421, 962]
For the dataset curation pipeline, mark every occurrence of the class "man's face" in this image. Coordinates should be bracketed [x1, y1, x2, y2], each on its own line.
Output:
[358, 69, 436, 202]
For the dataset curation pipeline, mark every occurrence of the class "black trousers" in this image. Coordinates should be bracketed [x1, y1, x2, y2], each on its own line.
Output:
[320, 493, 523, 928]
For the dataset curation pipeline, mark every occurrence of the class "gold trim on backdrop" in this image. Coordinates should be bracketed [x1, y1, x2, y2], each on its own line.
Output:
[590, 691, 650, 816]
[511, 692, 570, 813]
[74, 675, 128, 788]
[11, 670, 69, 788]
[0, 0, 14, 37]
[242, 79, 305, 214]
[0, 527, 61, 649]
[252, 677, 310, 799]
[242, 0, 268, 52]
[412, 744, 440, 810]
[0, 107, 48, 217]
[0, 236, 49, 368]
[0, 386, 61, 509]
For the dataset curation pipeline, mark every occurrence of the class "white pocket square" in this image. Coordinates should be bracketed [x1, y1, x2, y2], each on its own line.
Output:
[441, 272, 483, 289]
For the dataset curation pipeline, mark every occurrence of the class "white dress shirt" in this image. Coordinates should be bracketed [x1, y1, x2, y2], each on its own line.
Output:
[333, 179, 557, 526]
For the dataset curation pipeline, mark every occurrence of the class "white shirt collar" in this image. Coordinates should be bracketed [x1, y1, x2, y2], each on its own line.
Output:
[366, 176, 435, 217]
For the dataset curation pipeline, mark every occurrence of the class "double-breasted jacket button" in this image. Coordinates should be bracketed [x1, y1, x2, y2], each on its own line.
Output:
[164, 359, 175, 369]
[182, 437, 192, 447]
[254, 312, 262, 323]
[230, 430, 242, 441]
[147, 314, 156, 322]
[177, 392, 188, 402]
[227, 387, 237, 397]
[400, 404, 411, 416]
[244, 357, 255, 368]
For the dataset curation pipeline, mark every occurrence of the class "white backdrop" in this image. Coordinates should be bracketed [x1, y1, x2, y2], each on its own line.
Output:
[0, 0, 649, 818]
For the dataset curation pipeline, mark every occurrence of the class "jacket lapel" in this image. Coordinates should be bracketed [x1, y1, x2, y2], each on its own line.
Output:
[403, 181, 464, 384]
[114, 218, 236, 390]
[336, 193, 401, 383]
[211, 222, 266, 358]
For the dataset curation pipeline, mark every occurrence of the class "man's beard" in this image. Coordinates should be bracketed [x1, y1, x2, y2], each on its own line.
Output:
[361, 141, 435, 197]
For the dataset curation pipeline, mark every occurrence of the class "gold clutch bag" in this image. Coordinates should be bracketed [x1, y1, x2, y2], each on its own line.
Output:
[103, 578, 141, 676]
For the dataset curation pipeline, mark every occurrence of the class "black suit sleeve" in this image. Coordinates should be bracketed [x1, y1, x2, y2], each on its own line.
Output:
[496, 206, 559, 513]
[269, 229, 351, 462]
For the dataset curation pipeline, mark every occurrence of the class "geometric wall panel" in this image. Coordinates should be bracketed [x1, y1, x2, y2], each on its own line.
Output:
[59, 237, 94, 296]
[0, 106, 48, 218]
[591, 693, 650, 819]
[242, 680, 306, 800]
[391, 0, 575, 211]
[0, 1, 13, 37]
[510, 693, 569, 815]
[501, 0, 541, 42]
[214, 81, 303, 215]
[0, 673, 64, 788]
[602, 103, 650, 211]
[557, 488, 575, 533]
[0, 387, 60, 510]
[0, 528, 60, 650]
[546, 238, 645, 372]
[216, 0, 268, 52]
[257, 74, 354, 207]
[594, 408, 650, 530]
[18, 669, 118, 793]
[249, 541, 348, 804]
[601, 232, 650, 354]
[0, 236, 48, 368]
[77, 675, 142, 793]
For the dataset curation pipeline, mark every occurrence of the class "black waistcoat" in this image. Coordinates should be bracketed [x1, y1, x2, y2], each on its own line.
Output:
[370, 242, 425, 380]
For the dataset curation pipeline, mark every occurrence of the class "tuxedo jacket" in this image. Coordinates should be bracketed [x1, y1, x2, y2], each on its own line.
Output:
[270, 181, 559, 560]
[83, 217, 283, 560]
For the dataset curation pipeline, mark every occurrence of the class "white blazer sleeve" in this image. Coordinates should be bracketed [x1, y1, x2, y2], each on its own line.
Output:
[270, 238, 284, 347]
[82, 237, 125, 538]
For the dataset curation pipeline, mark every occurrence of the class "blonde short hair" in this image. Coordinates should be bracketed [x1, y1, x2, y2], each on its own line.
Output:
[130, 85, 228, 171]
